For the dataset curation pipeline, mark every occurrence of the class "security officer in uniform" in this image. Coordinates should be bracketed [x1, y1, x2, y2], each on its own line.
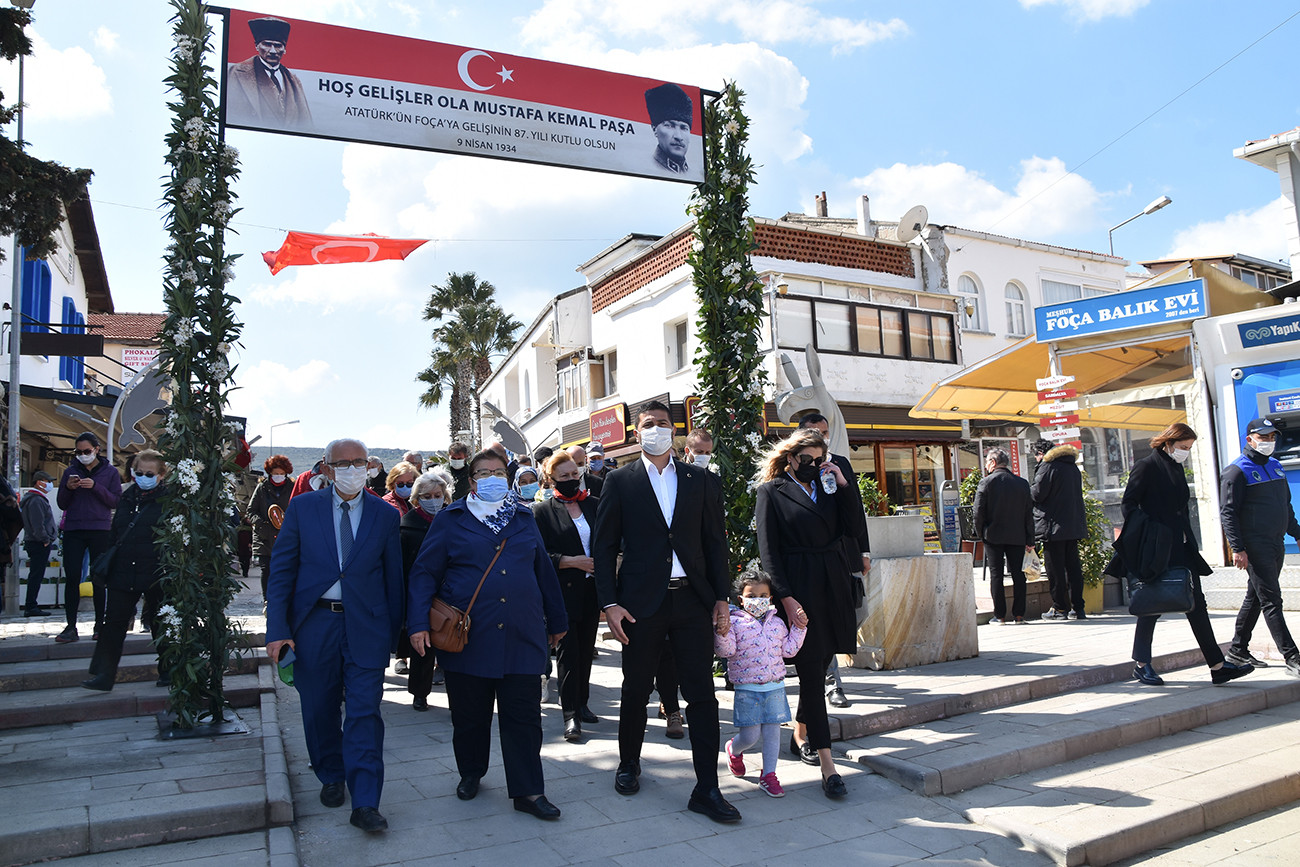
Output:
[1222, 418, 1300, 678]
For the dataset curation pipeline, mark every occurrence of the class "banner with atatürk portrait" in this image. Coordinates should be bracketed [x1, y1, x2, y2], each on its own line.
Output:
[218, 8, 707, 184]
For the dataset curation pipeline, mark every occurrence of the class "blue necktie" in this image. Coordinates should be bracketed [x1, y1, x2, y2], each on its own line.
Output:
[339, 500, 353, 566]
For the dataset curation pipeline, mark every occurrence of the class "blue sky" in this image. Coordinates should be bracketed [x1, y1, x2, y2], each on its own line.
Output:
[4, 0, 1297, 454]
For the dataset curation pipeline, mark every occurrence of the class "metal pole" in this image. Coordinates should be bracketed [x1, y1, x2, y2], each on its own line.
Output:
[5, 53, 24, 617]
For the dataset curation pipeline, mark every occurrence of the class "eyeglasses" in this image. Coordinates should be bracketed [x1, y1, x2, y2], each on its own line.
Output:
[326, 458, 368, 469]
[793, 454, 824, 467]
[472, 469, 509, 480]
[75, 448, 96, 455]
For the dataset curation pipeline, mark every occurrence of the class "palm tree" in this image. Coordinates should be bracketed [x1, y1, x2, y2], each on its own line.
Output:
[418, 273, 521, 447]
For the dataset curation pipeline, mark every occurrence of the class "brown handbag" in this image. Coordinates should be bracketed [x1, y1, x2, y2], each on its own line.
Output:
[427, 537, 507, 653]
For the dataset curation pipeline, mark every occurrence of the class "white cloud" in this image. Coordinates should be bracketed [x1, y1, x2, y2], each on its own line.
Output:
[1163, 197, 1289, 262]
[848, 156, 1104, 239]
[0, 32, 112, 121]
[243, 253, 428, 315]
[92, 27, 119, 54]
[228, 358, 336, 431]
[1019, 0, 1150, 22]
[520, 0, 906, 55]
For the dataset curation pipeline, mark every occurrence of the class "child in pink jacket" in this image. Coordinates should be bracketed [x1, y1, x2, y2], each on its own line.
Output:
[714, 568, 806, 797]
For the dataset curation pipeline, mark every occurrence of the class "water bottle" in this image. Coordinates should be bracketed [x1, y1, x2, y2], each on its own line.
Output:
[820, 465, 837, 495]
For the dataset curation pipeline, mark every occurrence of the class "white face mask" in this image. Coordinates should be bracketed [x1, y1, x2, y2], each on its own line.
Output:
[366, 466, 380, 479]
[449, 458, 466, 470]
[332, 466, 367, 496]
[76, 452, 96, 465]
[271, 473, 287, 484]
[1253, 440, 1277, 457]
[309, 473, 327, 490]
[639, 426, 673, 456]
[1170, 447, 1191, 465]
[691, 454, 711, 469]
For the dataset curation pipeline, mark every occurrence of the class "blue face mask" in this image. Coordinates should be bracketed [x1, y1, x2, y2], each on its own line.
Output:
[518, 482, 540, 500]
[394, 484, 413, 499]
[589, 458, 604, 472]
[475, 476, 509, 502]
[133, 472, 159, 491]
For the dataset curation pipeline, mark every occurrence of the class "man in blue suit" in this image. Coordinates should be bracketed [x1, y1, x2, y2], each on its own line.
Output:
[266, 438, 404, 833]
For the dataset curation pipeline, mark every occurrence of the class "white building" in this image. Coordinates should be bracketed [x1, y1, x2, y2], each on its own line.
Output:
[1234, 126, 1300, 280]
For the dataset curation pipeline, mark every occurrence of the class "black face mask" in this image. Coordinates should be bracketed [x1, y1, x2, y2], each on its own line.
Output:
[554, 478, 583, 498]
[792, 463, 821, 483]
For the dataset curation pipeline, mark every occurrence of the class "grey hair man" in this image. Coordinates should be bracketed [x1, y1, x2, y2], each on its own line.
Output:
[974, 447, 1035, 625]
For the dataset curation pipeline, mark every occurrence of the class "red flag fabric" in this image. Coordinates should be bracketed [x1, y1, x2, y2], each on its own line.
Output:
[262, 231, 429, 275]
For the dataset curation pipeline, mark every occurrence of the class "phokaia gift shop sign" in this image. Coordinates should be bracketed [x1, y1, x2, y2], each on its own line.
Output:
[1033, 278, 1206, 342]
[217, 8, 707, 183]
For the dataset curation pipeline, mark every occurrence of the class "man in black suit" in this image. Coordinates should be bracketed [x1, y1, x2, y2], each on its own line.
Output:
[593, 401, 738, 823]
[797, 413, 870, 707]
[973, 447, 1035, 624]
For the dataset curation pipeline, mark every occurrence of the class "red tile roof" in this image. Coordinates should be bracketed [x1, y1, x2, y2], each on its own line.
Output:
[87, 312, 166, 340]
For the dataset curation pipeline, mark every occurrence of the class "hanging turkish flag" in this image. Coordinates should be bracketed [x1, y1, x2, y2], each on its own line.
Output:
[261, 231, 429, 276]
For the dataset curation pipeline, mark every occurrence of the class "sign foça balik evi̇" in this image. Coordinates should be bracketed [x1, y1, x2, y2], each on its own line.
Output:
[1033, 278, 1206, 343]
[219, 8, 707, 183]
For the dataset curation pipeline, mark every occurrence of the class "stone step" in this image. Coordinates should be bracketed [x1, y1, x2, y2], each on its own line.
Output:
[0, 668, 271, 731]
[0, 701, 288, 867]
[1204, 588, 1300, 611]
[0, 632, 268, 665]
[831, 644, 1209, 742]
[0, 651, 264, 692]
[956, 701, 1300, 866]
[1111, 797, 1300, 865]
[841, 667, 1300, 795]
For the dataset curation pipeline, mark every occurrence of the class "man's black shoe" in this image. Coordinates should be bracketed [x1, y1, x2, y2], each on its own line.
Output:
[827, 687, 850, 708]
[1225, 649, 1269, 668]
[1133, 663, 1164, 686]
[687, 787, 741, 823]
[578, 706, 599, 724]
[822, 773, 848, 799]
[349, 807, 387, 832]
[614, 760, 640, 795]
[412, 695, 428, 712]
[81, 675, 113, 692]
[456, 776, 480, 800]
[1211, 660, 1254, 685]
[23, 607, 49, 617]
[514, 795, 561, 820]
[563, 715, 582, 742]
[320, 781, 346, 808]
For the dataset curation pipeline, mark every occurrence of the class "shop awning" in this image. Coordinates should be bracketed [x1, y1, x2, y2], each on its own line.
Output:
[910, 261, 1277, 432]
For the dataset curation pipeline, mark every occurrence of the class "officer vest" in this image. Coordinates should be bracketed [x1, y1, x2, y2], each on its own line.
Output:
[1231, 453, 1286, 486]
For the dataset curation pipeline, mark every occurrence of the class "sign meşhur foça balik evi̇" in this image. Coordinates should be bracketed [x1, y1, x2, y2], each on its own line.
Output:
[1033, 278, 1206, 343]
[218, 8, 707, 184]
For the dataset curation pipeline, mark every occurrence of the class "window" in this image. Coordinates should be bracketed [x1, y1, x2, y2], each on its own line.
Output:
[1043, 279, 1112, 305]
[668, 319, 690, 373]
[1005, 282, 1027, 336]
[604, 350, 618, 394]
[557, 362, 587, 413]
[523, 370, 531, 413]
[58, 298, 86, 389]
[20, 254, 52, 334]
[956, 274, 984, 331]
[777, 297, 955, 363]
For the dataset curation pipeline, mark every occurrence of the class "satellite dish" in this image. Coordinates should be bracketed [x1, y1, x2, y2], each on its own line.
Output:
[897, 204, 929, 243]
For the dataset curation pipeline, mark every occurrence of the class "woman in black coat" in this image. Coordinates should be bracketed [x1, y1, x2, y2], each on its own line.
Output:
[1115, 423, 1253, 687]
[755, 428, 865, 799]
[82, 450, 169, 691]
[399, 470, 453, 710]
[247, 454, 294, 601]
[532, 451, 601, 742]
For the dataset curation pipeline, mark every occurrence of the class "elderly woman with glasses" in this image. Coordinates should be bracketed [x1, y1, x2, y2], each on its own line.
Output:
[754, 427, 864, 800]
[407, 448, 568, 820]
[399, 469, 454, 709]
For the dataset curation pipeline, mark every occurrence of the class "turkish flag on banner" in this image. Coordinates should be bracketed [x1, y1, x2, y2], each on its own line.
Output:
[261, 231, 429, 275]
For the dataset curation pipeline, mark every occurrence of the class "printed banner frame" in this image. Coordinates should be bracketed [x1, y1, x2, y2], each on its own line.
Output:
[216, 8, 713, 184]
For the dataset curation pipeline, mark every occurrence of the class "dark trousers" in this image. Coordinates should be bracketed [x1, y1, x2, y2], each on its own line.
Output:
[294, 607, 386, 809]
[1230, 540, 1298, 661]
[406, 645, 438, 698]
[556, 597, 599, 714]
[444, 670, 544, 799]
[791, 638, 835, 751]
[618, 588, 719, 789]
[987, 542, 1027, 619]
[1132, 572, 1224, 667]
[23, 540, 52, 610]
[258, 555, 272, 601]
[655, 638, 680, 714]
[1044, 539, 1085, 614]
[89, 584, 165, 682]
[63, 530, 110, 630]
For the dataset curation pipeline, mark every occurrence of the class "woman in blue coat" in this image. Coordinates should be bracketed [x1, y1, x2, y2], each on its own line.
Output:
[408, 449, 568, 820]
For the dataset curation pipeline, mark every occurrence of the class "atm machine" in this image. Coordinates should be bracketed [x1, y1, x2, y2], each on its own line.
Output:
[1195, 303, 1300, 555]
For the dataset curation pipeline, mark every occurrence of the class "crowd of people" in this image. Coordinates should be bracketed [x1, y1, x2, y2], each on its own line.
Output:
[9, 409, 1296, 836]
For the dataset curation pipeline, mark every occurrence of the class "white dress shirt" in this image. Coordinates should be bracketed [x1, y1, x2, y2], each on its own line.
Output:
[642, 454, 687, 578]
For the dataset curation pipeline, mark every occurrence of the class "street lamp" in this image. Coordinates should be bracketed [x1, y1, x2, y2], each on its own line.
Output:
[1108, 195, 1173, 256]
[268, 419, 299, 454]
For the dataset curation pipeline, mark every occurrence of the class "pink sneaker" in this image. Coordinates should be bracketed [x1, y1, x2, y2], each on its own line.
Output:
[759, 771, 785, 797]
[726, 739, 745, 777]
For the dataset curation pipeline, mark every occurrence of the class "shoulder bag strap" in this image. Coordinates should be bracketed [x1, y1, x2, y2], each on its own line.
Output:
[463, 536, 508, 617]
